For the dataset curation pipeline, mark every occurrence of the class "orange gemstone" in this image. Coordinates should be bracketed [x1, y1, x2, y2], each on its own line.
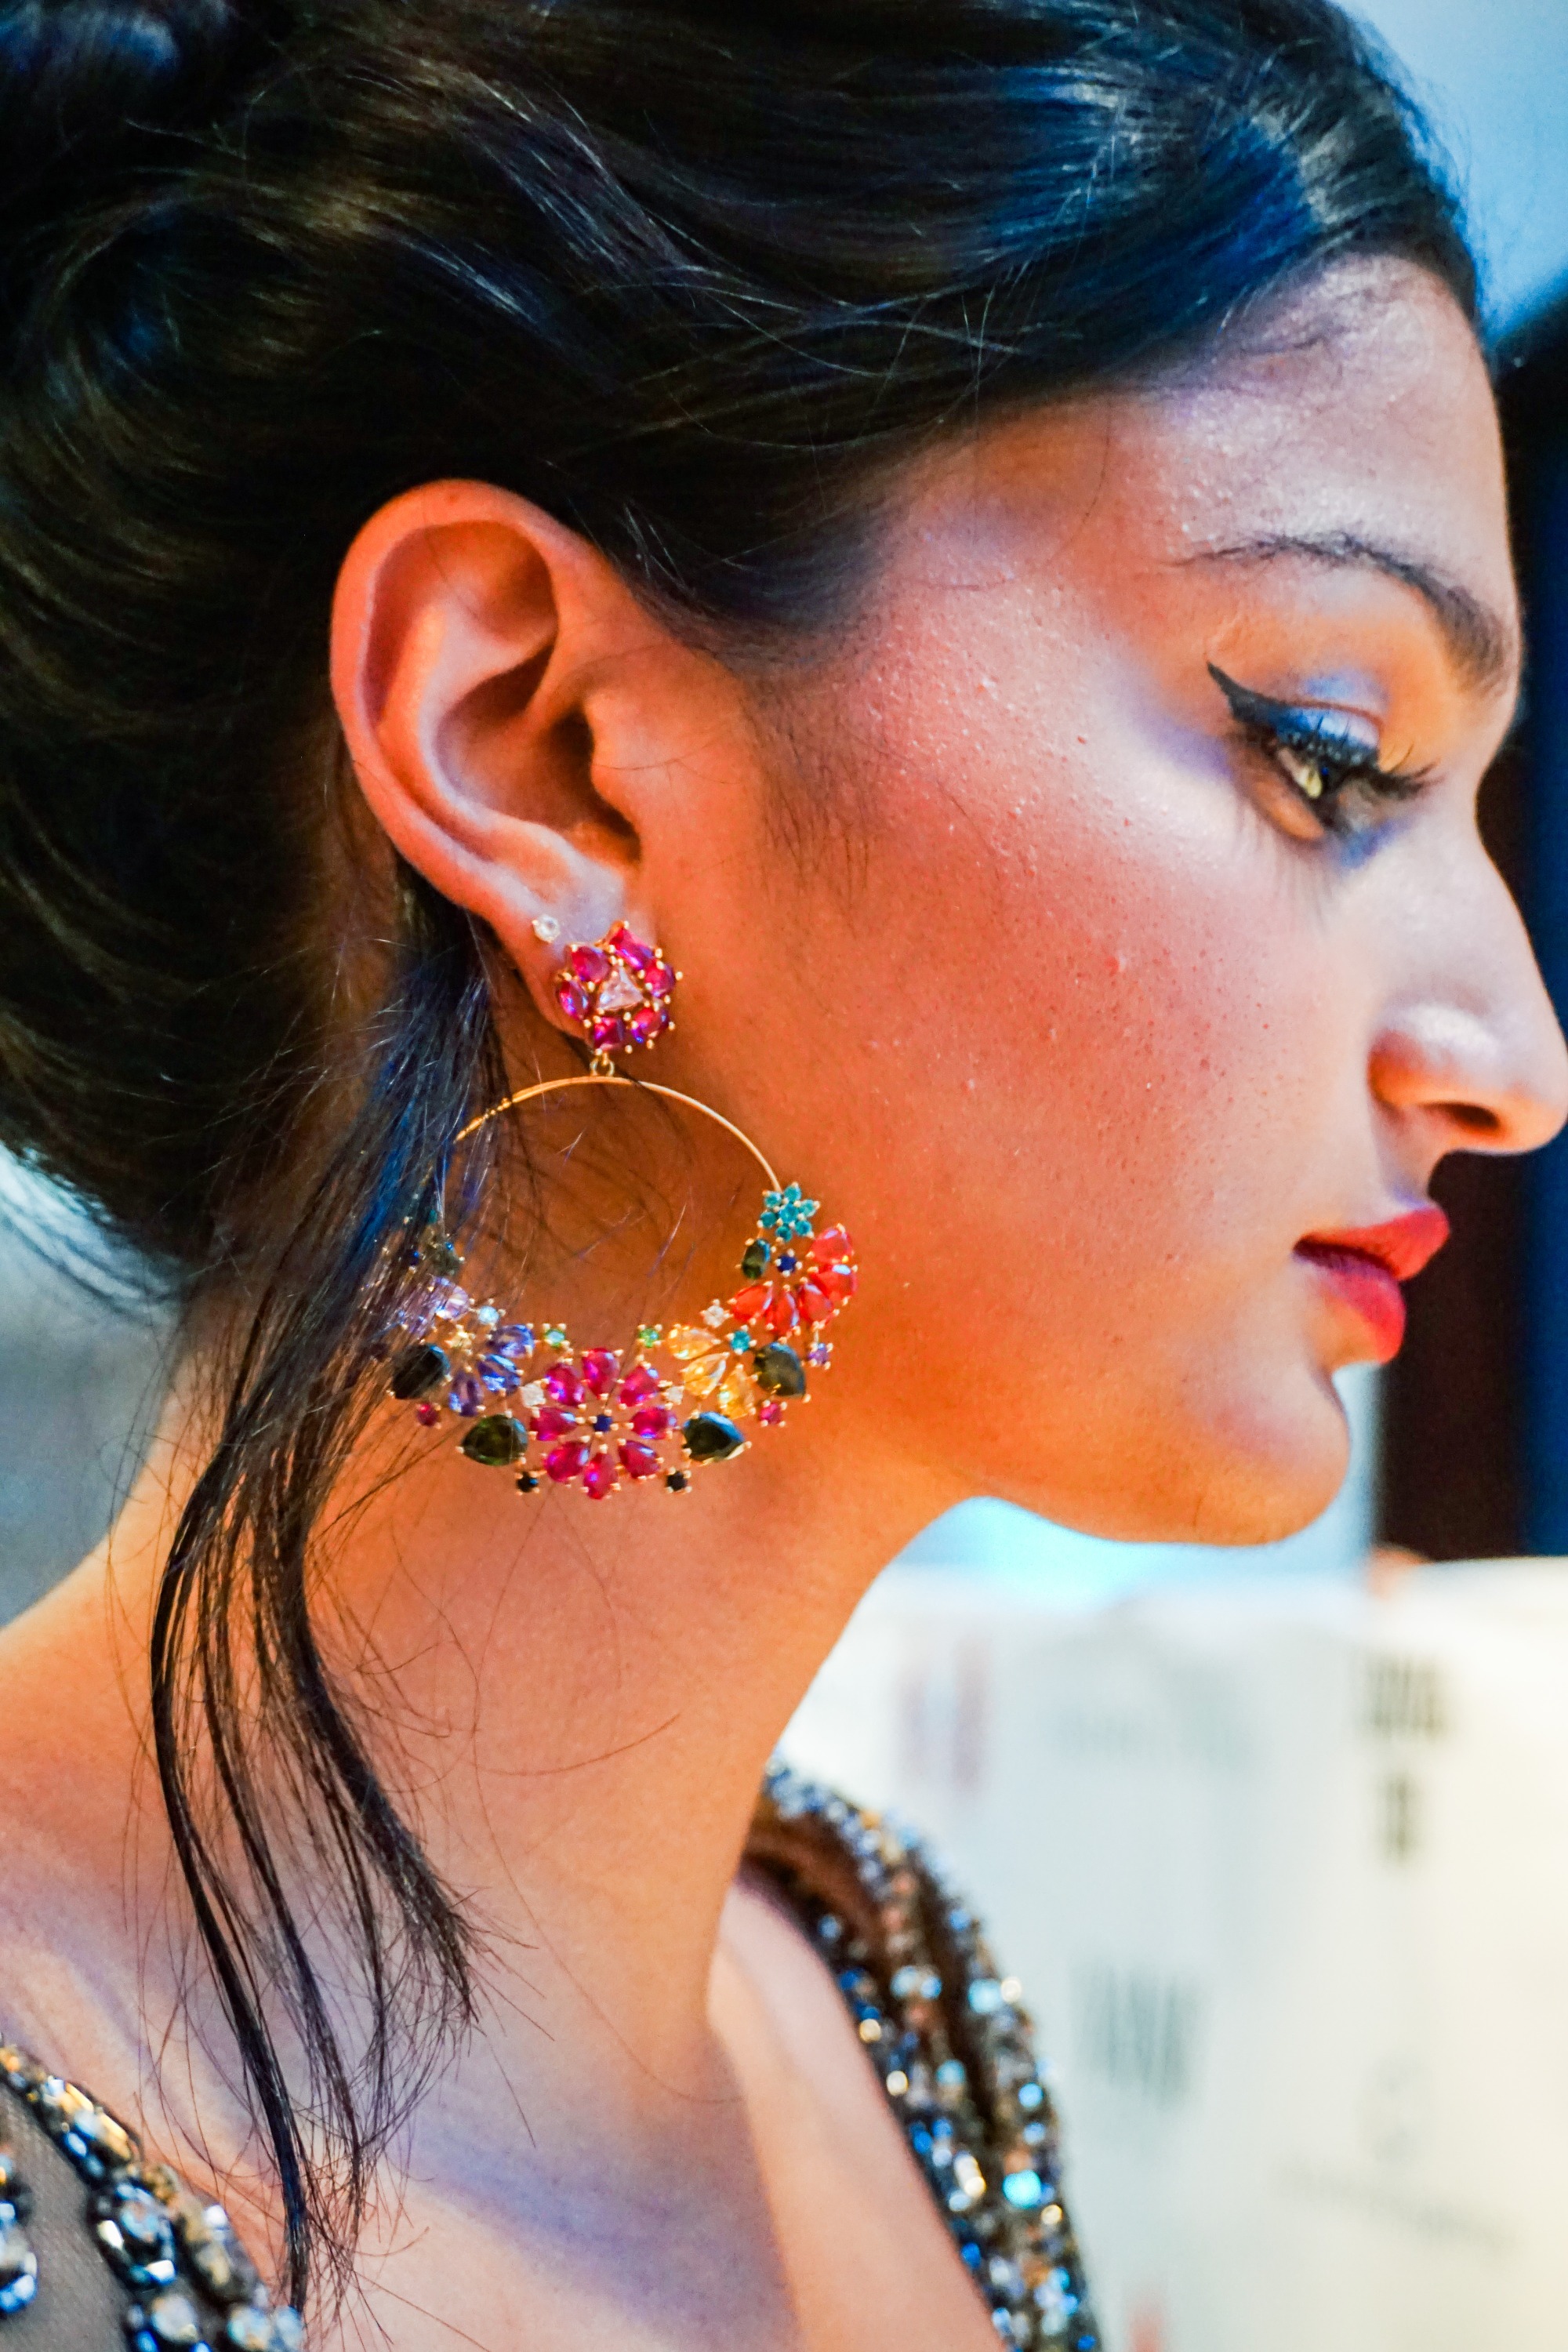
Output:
[796, 1279, 833, 1326]
[764, 1289, 798, 1336]
[730, 1282, 771, 1323]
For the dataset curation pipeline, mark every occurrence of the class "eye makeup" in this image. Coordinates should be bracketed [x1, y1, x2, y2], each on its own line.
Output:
[1207, 662, 1428, 840]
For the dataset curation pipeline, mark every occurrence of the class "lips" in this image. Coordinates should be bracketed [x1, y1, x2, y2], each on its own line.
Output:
[1294, 1207, 1451, 1364]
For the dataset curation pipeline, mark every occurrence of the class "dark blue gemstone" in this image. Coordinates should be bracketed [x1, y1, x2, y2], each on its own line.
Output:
[682, 1414, 746, 1463]
[389, 1344, 449, 1401]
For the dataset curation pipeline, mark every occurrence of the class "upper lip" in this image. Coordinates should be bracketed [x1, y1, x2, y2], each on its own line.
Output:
[1295, 1206, 1451, 1285]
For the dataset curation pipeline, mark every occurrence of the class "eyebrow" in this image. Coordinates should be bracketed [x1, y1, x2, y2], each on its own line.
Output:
[1184, 530, 1519, 699]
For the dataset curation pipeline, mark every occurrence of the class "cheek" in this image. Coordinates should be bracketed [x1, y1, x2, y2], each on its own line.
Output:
[837, 691, 1348, 1319]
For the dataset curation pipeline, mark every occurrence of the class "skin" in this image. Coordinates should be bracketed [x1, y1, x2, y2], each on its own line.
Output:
[0, 258, 1563, 2350]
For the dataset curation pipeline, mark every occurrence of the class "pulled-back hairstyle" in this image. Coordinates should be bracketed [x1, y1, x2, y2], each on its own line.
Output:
[0, 0, 1474, 2305]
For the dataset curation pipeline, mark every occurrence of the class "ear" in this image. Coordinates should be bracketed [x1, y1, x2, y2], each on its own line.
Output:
[329, 478, 674, 1028]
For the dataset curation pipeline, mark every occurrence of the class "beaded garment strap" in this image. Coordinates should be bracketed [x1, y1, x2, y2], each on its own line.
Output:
[0, 2045, 303, 2350]
[747, 1765, 1100, 2352]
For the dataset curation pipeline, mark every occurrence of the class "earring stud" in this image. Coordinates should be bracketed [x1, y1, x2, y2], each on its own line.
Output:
[552, 923, 678, 1070]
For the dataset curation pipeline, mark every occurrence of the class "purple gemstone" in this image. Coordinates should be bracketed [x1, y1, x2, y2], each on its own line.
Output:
[448, 1374, 485, 1417]
[490, 1323, 535, 1359]
[477, 1353, 521, 1393]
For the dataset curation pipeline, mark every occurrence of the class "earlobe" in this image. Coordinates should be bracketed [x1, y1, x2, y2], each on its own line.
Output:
[328, 477, 644, 1020]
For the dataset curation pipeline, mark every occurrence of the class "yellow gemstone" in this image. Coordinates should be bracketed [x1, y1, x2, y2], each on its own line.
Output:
[666, 1324, 717, 1362]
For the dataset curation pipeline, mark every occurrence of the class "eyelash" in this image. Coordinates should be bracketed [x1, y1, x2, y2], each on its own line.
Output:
[1207, 663, 1428, 838]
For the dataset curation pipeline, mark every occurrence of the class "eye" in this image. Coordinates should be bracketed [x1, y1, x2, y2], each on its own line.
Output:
[1207, 662, 1426, 841]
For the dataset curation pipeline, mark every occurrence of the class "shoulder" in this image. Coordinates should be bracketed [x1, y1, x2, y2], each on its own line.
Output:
[0, 2043, 301, 2350]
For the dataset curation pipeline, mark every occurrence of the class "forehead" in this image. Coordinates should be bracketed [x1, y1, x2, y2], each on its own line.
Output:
[887, 260, 1518, 689]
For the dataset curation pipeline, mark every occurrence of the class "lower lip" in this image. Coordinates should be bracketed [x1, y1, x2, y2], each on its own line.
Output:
[1294, 1243, 1406, 1363]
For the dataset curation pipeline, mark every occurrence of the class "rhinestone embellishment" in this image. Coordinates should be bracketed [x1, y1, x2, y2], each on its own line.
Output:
[0, 2045, 303, 2347]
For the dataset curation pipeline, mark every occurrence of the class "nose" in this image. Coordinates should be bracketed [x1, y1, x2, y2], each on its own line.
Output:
[1369, 859, 1568, 1158]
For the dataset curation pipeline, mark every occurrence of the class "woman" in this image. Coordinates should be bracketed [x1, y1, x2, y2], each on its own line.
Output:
[0, 0, 1560, 2344]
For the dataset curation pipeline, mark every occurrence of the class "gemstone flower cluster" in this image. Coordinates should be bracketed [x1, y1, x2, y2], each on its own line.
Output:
[550, 923, 677, 1060]
[386, 1202, 857, 1500]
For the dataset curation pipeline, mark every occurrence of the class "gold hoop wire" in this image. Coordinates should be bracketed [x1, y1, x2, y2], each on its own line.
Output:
[458, 1074, 783, 1193]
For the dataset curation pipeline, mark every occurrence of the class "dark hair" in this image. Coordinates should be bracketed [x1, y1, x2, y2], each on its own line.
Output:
[0, 0, 1473, 2307]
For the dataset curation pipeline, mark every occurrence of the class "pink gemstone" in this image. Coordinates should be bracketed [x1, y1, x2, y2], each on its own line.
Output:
[619, 1363, 660, 1406]
[583, 1450, 617, 1500]
[589, 1013, 626, 1053]
[414, 1401, 440, 1428]
[627, 1004, 666, 1046]
[795, 1279, 833, 1327]
[631, 1405, 673, 1439]
[645, 960, 676, 1000]
[581, 1348, 620, 1396]
[568, 943, 610, 985]
[608, 924, 657, 975]
[545, 1439, 590, 1483]
[554, 977, 589, 1024]
[618, 1439, 662, 1481]
[757, 1399, 785, 1427]
[545, 1363, 585, 1408]
[532, 1405, 579, 1440]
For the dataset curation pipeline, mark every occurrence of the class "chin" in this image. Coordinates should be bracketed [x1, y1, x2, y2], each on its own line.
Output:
[1181, 1363, 1355, 1548]
[1010, 1358, 1353, 1549]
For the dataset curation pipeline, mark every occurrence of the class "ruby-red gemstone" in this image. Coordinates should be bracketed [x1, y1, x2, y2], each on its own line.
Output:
[757, 1399, 785, 1426]
[811, 1226, 853, 1265]
[581, 1348, 619, 1396]
[545, 1363, 585, 1408]
[414, 1401, 440, 1427]
[626, 1004, 665, 1045]
[795, 1280, 833, 1327]
[730, 1281, 770, 1323]
[817, 1262, 858, 1302]
[545, 1439, 590, 1483]
[608, 924, 657, 975]
[590, 1013, 626, 1052]
[619, 1439, 662, 1480]
[646, 960, 676, 1000]
[532, 1405, 578, 1440]
[583, 1451, 617, 1500]
[569, 943, 610, 985]
[619, 1363, 660, 1406]
[554, 978, 589, 1023]
[631, 1405, 673, 1439]
[764, 1289, 798, 1336]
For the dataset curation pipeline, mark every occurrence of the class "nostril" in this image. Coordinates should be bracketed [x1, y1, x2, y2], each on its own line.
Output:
[1444, 1102, 1504, 1138]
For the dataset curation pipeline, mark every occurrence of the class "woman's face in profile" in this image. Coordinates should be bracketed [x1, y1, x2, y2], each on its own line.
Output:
[671, 260, 1567, 1547]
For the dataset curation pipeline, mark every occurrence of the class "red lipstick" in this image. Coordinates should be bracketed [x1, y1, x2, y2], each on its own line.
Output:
[1294, 1207, 1450, 1364]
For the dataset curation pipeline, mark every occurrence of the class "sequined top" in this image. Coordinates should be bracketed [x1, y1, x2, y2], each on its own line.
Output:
[0, 1768, 1097, 2350]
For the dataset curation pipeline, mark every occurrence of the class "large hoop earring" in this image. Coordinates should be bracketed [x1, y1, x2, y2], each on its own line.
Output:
[385, 927, 858, 1500]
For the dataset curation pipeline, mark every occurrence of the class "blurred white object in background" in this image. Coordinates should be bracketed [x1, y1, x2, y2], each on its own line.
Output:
[783, 1562, 1568, 2352]
[0, 1155, 168, 1622]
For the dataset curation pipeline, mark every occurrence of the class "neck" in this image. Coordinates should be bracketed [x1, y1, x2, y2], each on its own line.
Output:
[0, 1340, 954, 2239]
